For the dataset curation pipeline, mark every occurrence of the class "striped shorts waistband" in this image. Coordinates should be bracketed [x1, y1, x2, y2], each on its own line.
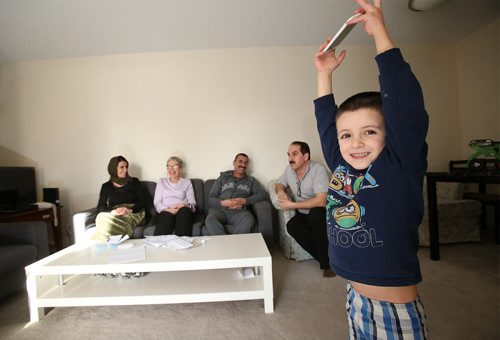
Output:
[346, 282, 428, 340]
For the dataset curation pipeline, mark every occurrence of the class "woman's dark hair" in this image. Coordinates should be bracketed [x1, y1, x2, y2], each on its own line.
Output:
[337, 91, 382, 119]
[290, 141, 311, 158]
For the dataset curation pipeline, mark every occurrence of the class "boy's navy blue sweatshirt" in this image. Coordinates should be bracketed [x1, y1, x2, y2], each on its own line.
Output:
[315, 48, 429, 286]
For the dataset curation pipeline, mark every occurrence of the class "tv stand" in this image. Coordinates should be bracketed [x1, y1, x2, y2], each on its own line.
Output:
[0, 207, 63, 251]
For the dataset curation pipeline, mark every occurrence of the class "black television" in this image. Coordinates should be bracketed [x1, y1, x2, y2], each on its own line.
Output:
[0, 167, 37, 212]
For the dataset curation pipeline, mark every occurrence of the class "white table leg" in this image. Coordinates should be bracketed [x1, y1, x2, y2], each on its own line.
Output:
[26, 274, 45, 322]
[262, 264, 274, 313]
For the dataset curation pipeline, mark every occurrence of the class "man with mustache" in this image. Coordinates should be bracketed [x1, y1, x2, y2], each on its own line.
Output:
[275, 141, 334, 277]
[205, 153, 267, 235]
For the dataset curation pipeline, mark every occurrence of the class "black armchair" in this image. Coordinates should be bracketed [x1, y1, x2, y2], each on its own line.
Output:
[0, 221, 49, 299]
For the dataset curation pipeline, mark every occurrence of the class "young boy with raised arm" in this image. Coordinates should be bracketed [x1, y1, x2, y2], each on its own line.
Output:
[314, 0, 429, 338]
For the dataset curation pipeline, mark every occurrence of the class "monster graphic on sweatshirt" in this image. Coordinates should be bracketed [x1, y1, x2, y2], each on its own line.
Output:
[326, 164, 383, 249]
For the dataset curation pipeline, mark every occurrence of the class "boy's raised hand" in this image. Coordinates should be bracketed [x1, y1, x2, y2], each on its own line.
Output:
[315, 41, 346, 97]
[315, 40, 346, 74]
[348, 0, 394, 54]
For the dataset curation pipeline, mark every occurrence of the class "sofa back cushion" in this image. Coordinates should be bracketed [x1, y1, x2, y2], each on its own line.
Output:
[204, 179, 216, 215]
[190, 178, 204, 214]
[140, 181, 157, 225]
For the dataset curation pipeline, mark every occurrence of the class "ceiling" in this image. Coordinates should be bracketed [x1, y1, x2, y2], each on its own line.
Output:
[0, 0, 498, 63]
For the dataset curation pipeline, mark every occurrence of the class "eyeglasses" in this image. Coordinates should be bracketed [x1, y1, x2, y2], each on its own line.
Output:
[296, 180, 302, 197]
[167, 164, 180, 169]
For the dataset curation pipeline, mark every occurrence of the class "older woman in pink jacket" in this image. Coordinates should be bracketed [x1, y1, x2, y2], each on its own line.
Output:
[153, 156, 196, 236]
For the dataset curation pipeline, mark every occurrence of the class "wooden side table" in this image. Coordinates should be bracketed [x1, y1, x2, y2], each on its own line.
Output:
[0, 206, 63, 251]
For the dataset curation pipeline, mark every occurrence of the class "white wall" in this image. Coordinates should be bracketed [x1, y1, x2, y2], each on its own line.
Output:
[0, 27, 497, 230]
[456, 18, 500, 157]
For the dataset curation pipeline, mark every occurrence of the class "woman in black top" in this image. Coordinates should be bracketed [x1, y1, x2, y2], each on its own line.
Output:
[93, 155, 146, 241]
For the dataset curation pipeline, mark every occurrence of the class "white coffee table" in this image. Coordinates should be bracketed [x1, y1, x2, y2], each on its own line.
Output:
[25, 233, 273, 322]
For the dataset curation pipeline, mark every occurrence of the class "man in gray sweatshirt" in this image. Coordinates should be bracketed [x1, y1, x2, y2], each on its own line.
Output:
[205, 153, 267, 235]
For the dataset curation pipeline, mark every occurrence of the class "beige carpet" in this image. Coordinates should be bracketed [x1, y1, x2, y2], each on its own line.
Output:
[1, 235, 498, 340]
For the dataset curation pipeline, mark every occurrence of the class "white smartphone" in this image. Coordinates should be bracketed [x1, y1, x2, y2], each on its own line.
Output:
[322, 12, 363, 54]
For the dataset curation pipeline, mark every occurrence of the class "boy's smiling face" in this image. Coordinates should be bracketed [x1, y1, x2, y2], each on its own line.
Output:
[336, 108, 386, 170]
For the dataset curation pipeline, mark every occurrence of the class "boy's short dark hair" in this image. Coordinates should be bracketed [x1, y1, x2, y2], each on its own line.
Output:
[291, 141, 311, 158]
[337, 91, 382, 119]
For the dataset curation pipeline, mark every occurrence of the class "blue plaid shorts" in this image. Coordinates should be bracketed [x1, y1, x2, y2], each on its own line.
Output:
[346, 282, 428, 340]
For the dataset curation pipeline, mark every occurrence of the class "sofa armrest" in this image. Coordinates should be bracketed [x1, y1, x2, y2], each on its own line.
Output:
[72, 207, 97, 244]
[268, 180, 280, 210]
[0, 221, 49, 260]
[252, 200, 274, 247]
[267, 179, 296, 227]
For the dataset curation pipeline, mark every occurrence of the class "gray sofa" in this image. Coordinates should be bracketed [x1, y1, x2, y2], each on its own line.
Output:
[0, 221, 49, 299]
[72, 178, 274, 247]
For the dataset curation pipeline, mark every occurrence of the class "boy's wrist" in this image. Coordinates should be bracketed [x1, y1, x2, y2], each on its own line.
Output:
[317, 70, 333, 78]
[373, 28, 394, 54]
[317, 74, 333, 98]
[375, 40, 394, 54]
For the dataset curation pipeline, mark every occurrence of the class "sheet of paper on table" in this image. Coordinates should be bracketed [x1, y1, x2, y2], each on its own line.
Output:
[144, 235, 195, 250]
[107, 244, 146, 264]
